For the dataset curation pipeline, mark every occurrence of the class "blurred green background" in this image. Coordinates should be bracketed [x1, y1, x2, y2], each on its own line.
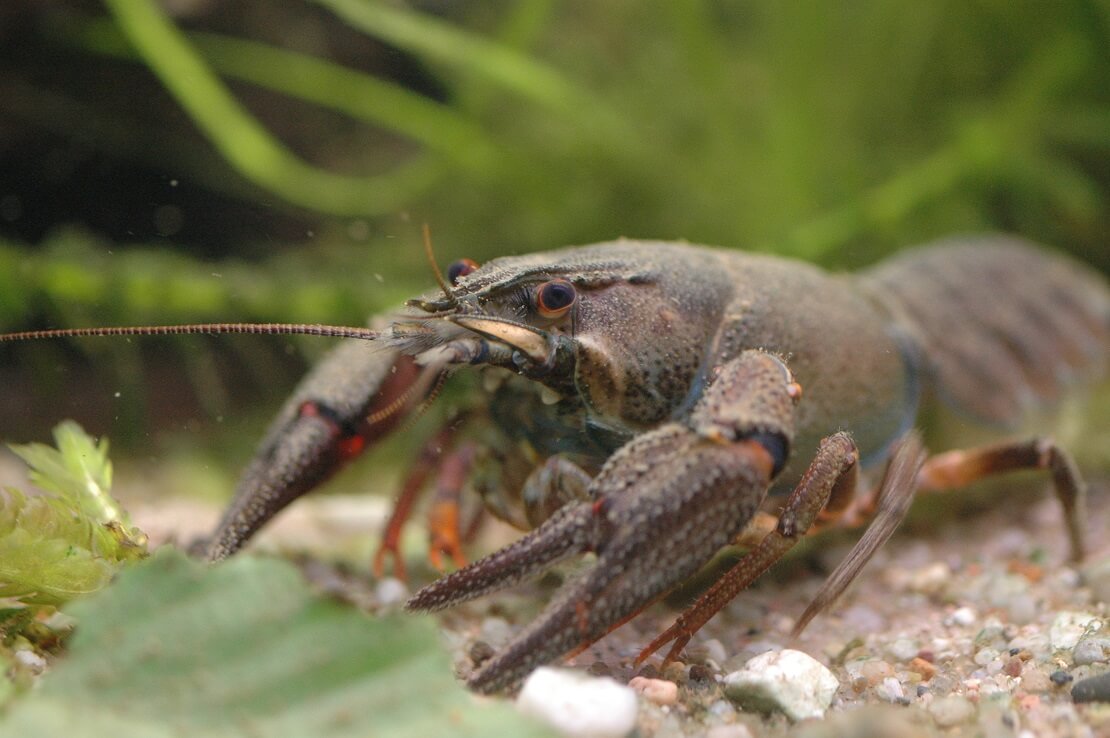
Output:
[0, 0, 1108, 477]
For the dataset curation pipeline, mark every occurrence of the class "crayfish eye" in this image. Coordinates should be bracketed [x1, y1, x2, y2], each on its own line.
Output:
[535, 279, 576, 318]
[447, 258, 479, 285]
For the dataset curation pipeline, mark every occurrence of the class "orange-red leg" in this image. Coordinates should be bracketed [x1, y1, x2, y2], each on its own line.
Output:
[917, 437, 1086, 561]
[428, 443, 478, 571]
[372, 422, 461, 580]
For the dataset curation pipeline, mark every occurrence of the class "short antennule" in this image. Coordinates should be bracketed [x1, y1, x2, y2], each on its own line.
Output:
[0, 323, 383, 343]
[422, 223, 458, 306]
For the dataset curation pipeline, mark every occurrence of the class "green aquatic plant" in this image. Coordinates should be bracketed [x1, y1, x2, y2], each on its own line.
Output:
[1, 421, 146, 609]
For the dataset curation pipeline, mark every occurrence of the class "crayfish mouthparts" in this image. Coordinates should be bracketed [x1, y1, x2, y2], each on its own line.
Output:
[447, 315, 553, 365]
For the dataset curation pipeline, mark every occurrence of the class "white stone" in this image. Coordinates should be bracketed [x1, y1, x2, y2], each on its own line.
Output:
[947, 606, 977, 627]
[628, 676, 678, 705]
[875, 676, 905, 703]
[1049, 611, 1099, 651]
[517, 667, 638, 737]
[723, 649, 839, 721]
[373, 577, 408, 607]
[13, 649, 46, 673]
[707, 725, 755, 738]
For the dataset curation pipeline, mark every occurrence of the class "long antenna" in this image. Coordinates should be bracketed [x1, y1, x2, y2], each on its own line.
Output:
[422, 223, 457, 306]
[0, 323, 382, 343]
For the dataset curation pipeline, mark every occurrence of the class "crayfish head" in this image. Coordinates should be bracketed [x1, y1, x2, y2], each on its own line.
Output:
[390, 242, 739, 432]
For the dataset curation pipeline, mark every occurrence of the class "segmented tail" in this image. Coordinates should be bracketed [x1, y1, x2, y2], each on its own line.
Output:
[865, 236, 1109, 427]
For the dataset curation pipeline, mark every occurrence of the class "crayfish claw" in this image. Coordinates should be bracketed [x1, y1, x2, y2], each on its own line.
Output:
[406, 501, 596, 613]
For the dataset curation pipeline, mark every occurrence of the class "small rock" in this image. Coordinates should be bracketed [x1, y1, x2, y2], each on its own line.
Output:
[1071, 671, 1110, 703]
[974, 648, 1000, 666]
[928, 695, 977, 727]
[885, 638, 919, 663]
[13, 649, 46, 674]
[1072, 634, 1110, 665]
[875, 677, 906, 704]
[702, 638, 729, 665]
[723, 649, 839, 721]
[517, 667, 638, 737]
[1048, 611, 1098, 651]
[1019, 666, 1051, 693]
[909, 562, 951, 595]
[1002, 657, 1023, 678]
[688, 663, 715, 686]
[587, 661, 612, 678]
[948, 606, 977, 627]
[1049, 670, 1073, 686]
[860, 660, 895, 686]
[908, 657, 937, 681]
[629, 676, 679, 706]
[373, 577, 408, 607]
[707, 725, 754, 738]
[468, 640, 495, 665]
[662, 661, 688, 685]
[480, 616, 515, 649]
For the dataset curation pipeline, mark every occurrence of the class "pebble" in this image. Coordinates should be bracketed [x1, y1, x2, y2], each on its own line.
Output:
[860, 660, 895, 686]
[1049, 670, 1073, 686]
[373, 577, 408, 607]
[885, 638, 919, 663]
[874, 676, 906, 703]
[468, 640, 495, 665]
[1071, 671, 1110, 704]
[702, 638, 729, 665]
[723, 649, 839, 721]
[1048, 611, 1098, 651]
[947, 606, 977, 627]
[928, 695, 977, 727]
[587, 661, 612, 678]
[480, 616, 515, 648]
[974, 647, 1000, 666]
[706, 725, 754, 738]
[517, 667, 638, 737]
[662, 661, 688, 685]
[908, 657, 937, 681]
[1018, 666, 1051, 693]
[908, 561, 951, 595]
[629, 676, 679, 706]
[13, 650, 46, 674]
[1072, 634, 1110, 665]
[688, 664, 715, 686]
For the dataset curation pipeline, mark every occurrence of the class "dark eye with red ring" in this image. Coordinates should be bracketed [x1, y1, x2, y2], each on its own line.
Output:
[535, 279, 576, 318]
[447, 258, 479, 285]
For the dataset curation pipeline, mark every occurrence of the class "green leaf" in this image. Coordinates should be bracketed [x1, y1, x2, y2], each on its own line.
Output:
[0, 550, 553, 738]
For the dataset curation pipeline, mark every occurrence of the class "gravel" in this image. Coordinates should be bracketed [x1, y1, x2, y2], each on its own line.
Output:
[57, 458, 1106, 737]
[517, 667, 639, 737]
[723, 649, 839, 721]
[451, 480, 1110, 737]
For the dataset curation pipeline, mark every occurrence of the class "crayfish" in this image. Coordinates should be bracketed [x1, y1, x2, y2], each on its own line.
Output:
[3, 235, 1106, 693]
